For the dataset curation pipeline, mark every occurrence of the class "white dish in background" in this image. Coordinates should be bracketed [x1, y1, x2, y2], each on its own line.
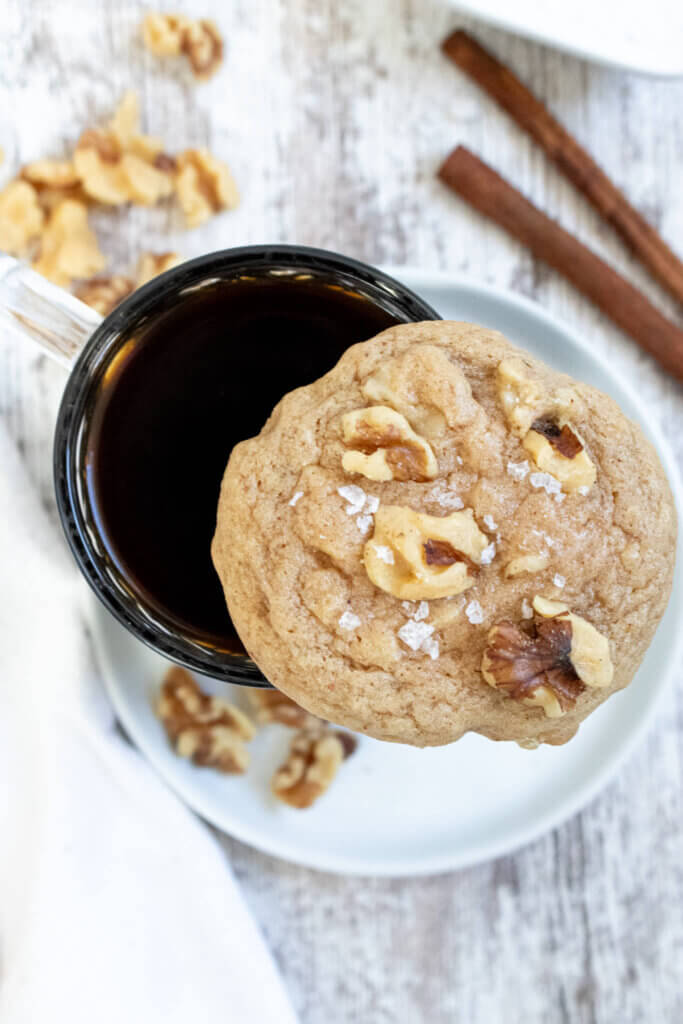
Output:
[449, 0, 683, 76]
[92, 268, 683, 877]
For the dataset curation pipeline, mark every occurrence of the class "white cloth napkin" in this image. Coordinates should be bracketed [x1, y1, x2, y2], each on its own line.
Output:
[0, 424, 298, 1024]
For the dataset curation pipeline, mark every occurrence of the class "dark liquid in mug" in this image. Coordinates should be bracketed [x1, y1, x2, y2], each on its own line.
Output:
[87, 276, 401, 652]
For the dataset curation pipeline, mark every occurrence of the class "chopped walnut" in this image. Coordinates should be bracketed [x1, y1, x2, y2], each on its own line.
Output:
[247, 688, 318, 729]
[136, 250, 181, 286]
[142, 13, 188, 55]
[75, 274, 134, 315]
[142, 13, 224, 80]
[481, 595, 613, 718]
[175, 148, 239, 228]
[73, 93, 175, 206]
[181, 19, 224, 79]
[364, 505, 488, 600]
[32, 199, 105, 287]
[156, 666, 254, 773]
[272, 726, 356, 809]
[341, 405, 438, 482]
[504, 551, 549, 578]
[522, 417, 596, 493]
[0, 180, 45, 255]
[496, 357, 542, 437]
[22, 158, 80, 190]
[74, 252, 181, 316]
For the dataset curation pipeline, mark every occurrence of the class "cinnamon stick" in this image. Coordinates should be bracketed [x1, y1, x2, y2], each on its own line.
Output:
[442, 29, 683, 307]
[438, 146, 683, 381]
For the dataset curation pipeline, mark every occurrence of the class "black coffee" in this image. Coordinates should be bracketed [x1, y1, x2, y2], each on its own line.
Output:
[86, 275, 401, 652]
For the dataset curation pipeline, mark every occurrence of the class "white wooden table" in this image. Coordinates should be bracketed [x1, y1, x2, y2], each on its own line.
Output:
[3, 2, 683, 1021]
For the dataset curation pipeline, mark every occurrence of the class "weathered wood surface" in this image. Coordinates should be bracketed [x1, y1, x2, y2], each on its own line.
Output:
[2, 2, 682, 1021]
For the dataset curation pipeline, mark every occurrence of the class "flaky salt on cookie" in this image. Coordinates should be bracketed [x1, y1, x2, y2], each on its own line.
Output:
[212, 321, 675, 748]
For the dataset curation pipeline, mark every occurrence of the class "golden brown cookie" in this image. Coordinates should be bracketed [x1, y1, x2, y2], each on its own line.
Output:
[212, 322, 676, 747]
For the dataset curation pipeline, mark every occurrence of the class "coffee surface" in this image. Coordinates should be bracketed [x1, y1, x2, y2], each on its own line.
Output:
[87, 276, 400, 649]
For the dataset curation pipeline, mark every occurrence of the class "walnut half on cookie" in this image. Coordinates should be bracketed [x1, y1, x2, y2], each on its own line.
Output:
[522, 417, 596, 493]
[341, 405, 438, 482]
[481, 596, 613, 718]
[364, 505, 489, 600]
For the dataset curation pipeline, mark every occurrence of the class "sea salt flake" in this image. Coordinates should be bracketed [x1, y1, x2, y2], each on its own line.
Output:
[338, 484, 366, 514]
[483, 514, 498, 531]
[532, 529, 556, 547]
[356, 514, 373, 534]
[578, 485, 590, 496]
[414, 600, 430, 621]
[521, 598, 533, 619]
[402, 600, 415, 613]
[553, 573, 566, 589]
[507, 460, 529, 481]
[480, 542, 496, 566]
[373, 544, 394, 564]
[430, 482, 464, 510]
[339, 611, 361, 631]
[398, 620, 435, 652]
[421, 636, 440, 660]
[529, 471, 562, 497]
[288, 490, 303, 507]
[364, 494, 380, 515]
[554, 492, 566, 504]
[465, 600, 484, 625]
[455, 455, 464, 465]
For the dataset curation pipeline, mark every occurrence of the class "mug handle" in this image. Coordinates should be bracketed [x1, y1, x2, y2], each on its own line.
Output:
[0, 253, 102, 369]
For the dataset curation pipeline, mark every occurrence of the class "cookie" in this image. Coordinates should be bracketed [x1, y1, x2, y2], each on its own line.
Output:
[212, 322, 676, 747]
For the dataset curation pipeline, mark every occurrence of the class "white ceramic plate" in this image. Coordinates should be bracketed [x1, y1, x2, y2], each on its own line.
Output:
[93, 268, 683, 877]
[449, 0, 683, 76]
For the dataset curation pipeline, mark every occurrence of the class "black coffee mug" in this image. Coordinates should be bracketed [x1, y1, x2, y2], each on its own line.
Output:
[0, 245, 440, 684]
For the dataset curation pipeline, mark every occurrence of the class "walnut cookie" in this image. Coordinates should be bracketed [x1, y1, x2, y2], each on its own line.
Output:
[212, 322, 676, 748]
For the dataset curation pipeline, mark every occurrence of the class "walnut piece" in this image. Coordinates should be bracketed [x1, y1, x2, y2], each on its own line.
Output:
[522, 417, 596, 493]
[364, 505, 488, 600]
[504, 551, 549, 578]
[156, 666, 254, 773]
[496, 357, 543, 437]
[341, 405, 438, 482]
[75, 274, 134, 316]
[481, 595, 613, 718]
[73, 93, 175, 206]
[21, 159, 88, 214]
[22, 158, 80, 190]
[0, 180, 45, 255]
[75, 252, 181, 316]
[247, 688, 318, 729]
[142, 13, 224, 80]
[32, 199, 105, 287]
[272, 726, 356, 809]
[175, 148, 239, 228]
[361, 345, 481, 440]
[136, 250, 181, 287]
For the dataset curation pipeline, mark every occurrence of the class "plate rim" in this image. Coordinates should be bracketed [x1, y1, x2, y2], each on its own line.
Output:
[98, 267, 683, 877]
[448, 0, 683, 76]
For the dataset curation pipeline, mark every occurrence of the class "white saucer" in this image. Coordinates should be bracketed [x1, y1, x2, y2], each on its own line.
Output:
[449, 0, 683, 76]
[92, 268, 683, 877]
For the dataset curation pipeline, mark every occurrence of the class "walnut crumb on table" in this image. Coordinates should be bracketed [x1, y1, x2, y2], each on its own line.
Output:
[142, 13, 224, 81]
[0, 91, 238, 292]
